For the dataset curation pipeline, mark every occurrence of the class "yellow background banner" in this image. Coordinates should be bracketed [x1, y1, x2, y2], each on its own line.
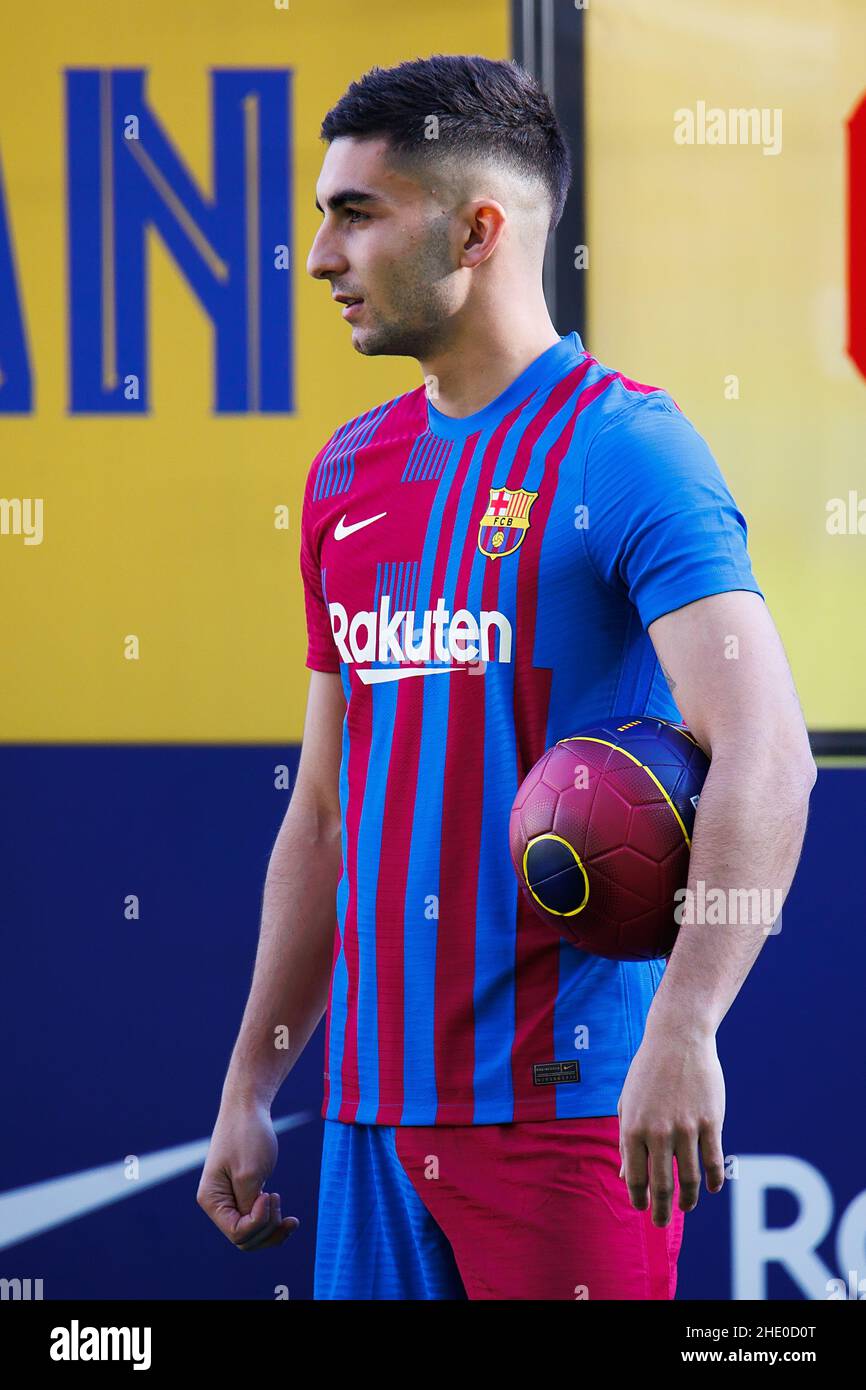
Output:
[0, 0, 508, 741]
[587, 0, 866, 730]
[3, 0, 861, 739]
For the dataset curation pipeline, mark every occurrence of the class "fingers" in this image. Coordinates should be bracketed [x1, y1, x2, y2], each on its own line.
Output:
[233, 1190, 278, 1249]
[240, 1217, 300, 1252]
[645, 1144, 676, 1227]
[235, 1192, 299, 1252]
[199, 1181, 299, 1251]
[620, 1129, 650, 1213]
[619, 1125, 725, 1224]
[673, 1133, 702, 1214]
[619, 1120, 679, 1226]
[699, 1124, 726, 1194]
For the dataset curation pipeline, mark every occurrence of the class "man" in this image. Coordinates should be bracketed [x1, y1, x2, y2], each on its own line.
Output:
[197, 55, 816, 1299]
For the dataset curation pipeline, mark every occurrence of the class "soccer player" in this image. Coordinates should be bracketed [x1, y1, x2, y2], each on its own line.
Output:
[197, 55, 816, 1299]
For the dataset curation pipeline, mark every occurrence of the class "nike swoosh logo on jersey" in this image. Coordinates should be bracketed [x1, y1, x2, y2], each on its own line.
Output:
[358, 664, 469, 685]
[0, 1111, 313, 1251]
[334, 511, 387, 539]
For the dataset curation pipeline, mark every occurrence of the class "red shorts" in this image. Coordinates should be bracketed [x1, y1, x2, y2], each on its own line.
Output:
[315, 1114, 686, 1300]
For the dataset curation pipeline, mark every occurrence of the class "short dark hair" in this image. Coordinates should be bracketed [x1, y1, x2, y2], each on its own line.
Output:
[320, 54, 572, 232]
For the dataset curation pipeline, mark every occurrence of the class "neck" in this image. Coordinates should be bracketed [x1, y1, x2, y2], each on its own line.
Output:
[420, 302, 561, 419]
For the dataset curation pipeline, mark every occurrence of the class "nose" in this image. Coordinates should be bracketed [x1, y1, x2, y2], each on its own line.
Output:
[306, 224, 348, 282]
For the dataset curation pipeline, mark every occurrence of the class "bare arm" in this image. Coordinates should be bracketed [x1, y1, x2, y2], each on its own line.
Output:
[222, 670, 345, 1108]
[197, 669, 346, 1250]
[617, 591, 817, 1225]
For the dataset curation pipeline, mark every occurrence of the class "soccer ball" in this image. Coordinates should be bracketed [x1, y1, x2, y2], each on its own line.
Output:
[509, 716, 710, 961]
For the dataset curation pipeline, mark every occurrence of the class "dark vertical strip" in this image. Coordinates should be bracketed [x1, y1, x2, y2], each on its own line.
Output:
[511, 0, 586, 340]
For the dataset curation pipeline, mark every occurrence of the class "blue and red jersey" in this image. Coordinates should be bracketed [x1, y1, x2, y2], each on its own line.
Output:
[299, 331, 763, 1125]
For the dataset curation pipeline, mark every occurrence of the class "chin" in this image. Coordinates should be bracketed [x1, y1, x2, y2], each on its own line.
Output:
[350, 330, 390, 357]
[351, 326, 419, 359]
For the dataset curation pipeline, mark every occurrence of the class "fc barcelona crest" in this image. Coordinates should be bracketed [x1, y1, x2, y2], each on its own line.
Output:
[477, 486, 539, 559]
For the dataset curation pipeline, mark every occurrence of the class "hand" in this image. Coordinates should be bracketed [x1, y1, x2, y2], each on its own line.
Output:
[617, 1027, 726, 1226]
[197, 1097, 299, 1251]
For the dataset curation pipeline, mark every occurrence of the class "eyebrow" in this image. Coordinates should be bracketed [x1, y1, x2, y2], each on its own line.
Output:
[314, 189, 381, 214]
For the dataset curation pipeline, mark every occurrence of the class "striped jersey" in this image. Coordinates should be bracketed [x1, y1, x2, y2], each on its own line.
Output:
[299, 330, 764, 1125]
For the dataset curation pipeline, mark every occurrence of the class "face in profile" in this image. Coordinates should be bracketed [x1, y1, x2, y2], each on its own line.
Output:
[306, 135, 466, 360]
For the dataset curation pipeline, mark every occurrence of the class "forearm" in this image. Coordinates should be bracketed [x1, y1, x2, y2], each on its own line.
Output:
[221, 801, 343, 1108]
[644, 746, 816, 1042]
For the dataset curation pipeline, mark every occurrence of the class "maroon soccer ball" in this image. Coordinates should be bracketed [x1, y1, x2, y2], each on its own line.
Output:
[509, 716, 710, 961]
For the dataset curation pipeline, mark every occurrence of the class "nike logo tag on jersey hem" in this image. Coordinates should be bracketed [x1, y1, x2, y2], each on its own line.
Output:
[532, 1061, 581, 1086]
[334, 511, 387, 540]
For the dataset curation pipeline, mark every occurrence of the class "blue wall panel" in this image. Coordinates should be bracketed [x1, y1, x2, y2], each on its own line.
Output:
[1, 752, 861, 1301]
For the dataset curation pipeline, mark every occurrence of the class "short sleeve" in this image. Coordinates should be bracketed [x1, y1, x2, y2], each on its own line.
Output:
[582, 394, 764, 630]
[299, 471, 341, 673]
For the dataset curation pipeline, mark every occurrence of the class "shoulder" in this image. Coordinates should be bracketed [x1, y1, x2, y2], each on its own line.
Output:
[578, 364, 718, 492]
[307, 385, 428, 487]
[583, 360, 684, 448]
[566, 349, 706, 478]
